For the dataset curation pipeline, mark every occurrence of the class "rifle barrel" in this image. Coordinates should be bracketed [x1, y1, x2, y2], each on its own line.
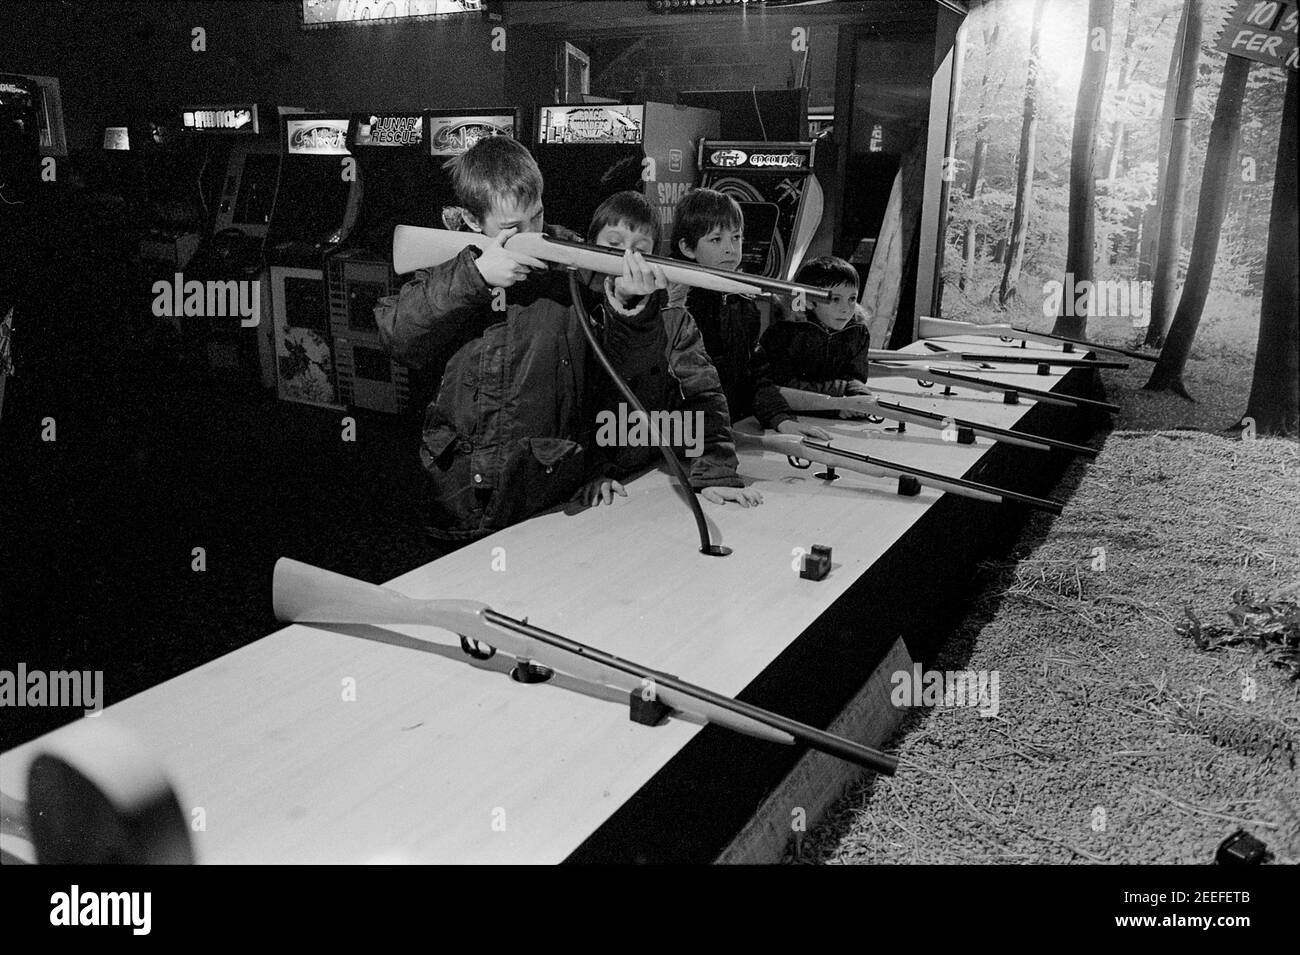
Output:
[870, 400, 1098, 457]
[482, 610, 898, 774]
[920, 368, 1120, 414]
[541, 235, 832, 300]
[801, 439, 1064, 514]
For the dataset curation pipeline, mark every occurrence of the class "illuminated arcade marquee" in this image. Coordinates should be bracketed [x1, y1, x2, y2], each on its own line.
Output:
[300, 0, 483, 29]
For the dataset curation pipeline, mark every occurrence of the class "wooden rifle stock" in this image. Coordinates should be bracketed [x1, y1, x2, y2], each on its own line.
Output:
[273, 558, 898, 775]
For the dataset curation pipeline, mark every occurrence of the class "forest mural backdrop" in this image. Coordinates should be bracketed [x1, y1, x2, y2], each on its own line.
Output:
[942, 0, 1296, 434]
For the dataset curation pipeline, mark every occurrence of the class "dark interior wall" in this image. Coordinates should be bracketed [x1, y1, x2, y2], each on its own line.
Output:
[0, 0, 507, 151]
[582, 23, 839, 110]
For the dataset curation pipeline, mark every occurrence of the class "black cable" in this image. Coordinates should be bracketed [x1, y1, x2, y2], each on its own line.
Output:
[567, 270, 730, 557]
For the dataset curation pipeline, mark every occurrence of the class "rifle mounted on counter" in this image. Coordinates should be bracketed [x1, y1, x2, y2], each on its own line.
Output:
[272, 558, 898, 776]
[867, 362, 1120, 414]
[866, 347, 1126, 371]
[805, 391, 1097, 458]
[736, 432, 1064, 514]
[918, 316, 1157, 363]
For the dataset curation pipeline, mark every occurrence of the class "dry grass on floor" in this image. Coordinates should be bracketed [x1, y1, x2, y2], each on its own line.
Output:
[807, 431, 1300, 864]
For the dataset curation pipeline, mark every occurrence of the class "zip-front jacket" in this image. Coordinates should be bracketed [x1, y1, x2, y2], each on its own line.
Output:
[754, 306, 872, 398]
[676, 285, 795, 430]
[597, 290, 745, 490]
[374, 230, 664, 541]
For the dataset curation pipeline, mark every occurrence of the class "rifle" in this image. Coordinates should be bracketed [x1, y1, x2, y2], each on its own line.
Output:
[779, 388, 1097, 457]
[391, 225, 831, 300]
[868, 362, 1120, 414]
[736, 432, 1064, 514]
[272, 558, 898, 776]
[877, 343, 1129, 370]
[918, 316, 1157, 363]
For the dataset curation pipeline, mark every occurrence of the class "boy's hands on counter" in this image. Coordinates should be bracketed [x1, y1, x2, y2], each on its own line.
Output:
[701, 486, 764, 507]
[775, 419, 833, 441]
[474, 227, 547, 288]
[574, 476, 628, 506]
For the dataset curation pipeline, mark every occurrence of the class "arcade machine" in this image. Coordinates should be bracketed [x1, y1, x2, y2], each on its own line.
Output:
[139, 105, 266, 276]
[0, 74, 41, 209]
[531, 102, 718, 255]
[697, 139, 824, 282]
[182, 104, 293, 388]
[0, 75, 42, 420]
[325, 107, 518, 415]
[264, 111, 361, 409]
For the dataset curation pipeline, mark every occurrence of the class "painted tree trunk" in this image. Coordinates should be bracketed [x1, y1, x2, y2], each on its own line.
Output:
[1145, 0, 1202, 347]
[998, 0, 1046, 307]
[1054, 0, 1116, 338]
[1242, 69, 1299, 437]
[1138, 3, 1187, 285]
[1145, 55, 1251, 397]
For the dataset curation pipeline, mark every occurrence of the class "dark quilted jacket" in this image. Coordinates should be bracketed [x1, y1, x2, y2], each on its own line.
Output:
[375, 236, 664, 540]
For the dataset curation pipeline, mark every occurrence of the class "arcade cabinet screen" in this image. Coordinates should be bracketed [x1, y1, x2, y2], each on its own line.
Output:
[103, 126, 129, 150]
[270, 117, 353, 245]
[351, 114, 446, 249]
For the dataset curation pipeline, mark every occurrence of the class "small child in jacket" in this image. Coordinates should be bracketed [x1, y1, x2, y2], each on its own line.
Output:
[577, 191, 759, 508]
[754, 256, 874, 419]
[374, 136, 668, 541]
[669, 188, 830, 441]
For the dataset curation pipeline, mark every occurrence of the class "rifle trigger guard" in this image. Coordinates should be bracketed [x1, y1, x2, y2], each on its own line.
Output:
[866, 414, 885, 424]
[460, 635, 497, 661]
[788, 456, 811, 469]
[917, 379, 933, 389]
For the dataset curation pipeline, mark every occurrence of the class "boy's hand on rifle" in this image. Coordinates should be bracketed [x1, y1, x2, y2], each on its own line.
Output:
[701, 486, 764, 508]
[776, 419, 832, 441]
[612, 250, 667, 305]
[836, 395, 879, 420]
[573, 476, 627, 507]
[474, 227, 547, 288]
[844, 380, 873, 397]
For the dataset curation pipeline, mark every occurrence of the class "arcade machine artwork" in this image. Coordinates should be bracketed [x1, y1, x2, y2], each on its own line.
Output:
[532, 103, 718, 253]
[327, 109, 516, 415]
[266, 113, 360, 409]
[698, 139, 824, 281]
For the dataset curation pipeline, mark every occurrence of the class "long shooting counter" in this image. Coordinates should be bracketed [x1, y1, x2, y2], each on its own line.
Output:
[0, 333, 1105, 864]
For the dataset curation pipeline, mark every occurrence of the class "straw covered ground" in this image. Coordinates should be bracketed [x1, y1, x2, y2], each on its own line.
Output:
[808, 307, 1299, 864]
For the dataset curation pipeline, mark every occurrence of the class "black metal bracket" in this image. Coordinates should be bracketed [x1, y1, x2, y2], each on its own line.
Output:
[800, 544, 832, 581]
[628, 686, 673, 726]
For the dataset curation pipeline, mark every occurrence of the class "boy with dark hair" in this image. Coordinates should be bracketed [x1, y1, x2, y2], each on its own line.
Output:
[375, 137, 670, 541]
[754, 255, 873, 407]
[579, 191, 758, 507]
[668, 188, 829, 440]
